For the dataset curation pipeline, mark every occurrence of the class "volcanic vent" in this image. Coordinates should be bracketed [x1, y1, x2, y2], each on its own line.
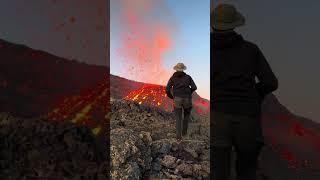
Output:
[124, 84, 172, 111]
[119, 82, 210, 116]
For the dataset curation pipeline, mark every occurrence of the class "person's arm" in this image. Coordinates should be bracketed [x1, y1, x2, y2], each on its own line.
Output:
[189, 76, 197, 93]
[166, 77, 174, 99]
[254, 46, 279, 100]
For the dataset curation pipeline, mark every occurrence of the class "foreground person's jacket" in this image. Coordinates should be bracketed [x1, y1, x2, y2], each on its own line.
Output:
[211, 31, 278, 116]
[166, 71, 197, 99]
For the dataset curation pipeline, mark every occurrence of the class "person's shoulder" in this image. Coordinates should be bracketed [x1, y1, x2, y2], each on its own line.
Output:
[242, 39, 259, 49]
[239, 39, 261, 54]
[186, 74, 193, 79]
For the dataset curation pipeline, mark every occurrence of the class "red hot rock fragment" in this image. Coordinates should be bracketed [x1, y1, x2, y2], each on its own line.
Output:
[69, 16, 76, 23]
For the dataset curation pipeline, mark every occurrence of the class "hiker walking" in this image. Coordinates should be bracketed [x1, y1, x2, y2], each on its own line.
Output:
[211, 4, 278, 180]
[166, 63, 197, 143]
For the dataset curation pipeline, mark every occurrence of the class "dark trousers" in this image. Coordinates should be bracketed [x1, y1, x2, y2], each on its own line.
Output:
[173, 97, 192, 139]
[211, 111, 264, 180]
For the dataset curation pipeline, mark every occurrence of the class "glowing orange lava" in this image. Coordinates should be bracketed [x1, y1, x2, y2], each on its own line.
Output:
[124, 84, 173, 111]
[124, 85, 210, 115]
[46, 79, 109, 136]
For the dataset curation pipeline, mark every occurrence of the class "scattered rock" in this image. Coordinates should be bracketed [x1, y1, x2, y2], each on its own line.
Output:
[110, 128, 152, 179]
[160, 155, 177, 169]
[0, 112, 107, 180]
[110, 100, 210, 179]
[176, 163, 193, 177]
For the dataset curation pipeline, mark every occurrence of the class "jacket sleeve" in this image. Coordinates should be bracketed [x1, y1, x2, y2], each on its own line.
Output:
[254, 46, 279, 100]
[166, 77, 174, 99]
[189, 76, 197, 93]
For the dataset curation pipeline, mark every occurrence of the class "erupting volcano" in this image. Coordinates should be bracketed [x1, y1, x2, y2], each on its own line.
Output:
[121, 83, 210, 115]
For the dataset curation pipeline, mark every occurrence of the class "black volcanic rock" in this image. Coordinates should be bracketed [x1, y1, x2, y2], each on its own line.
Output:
[110, 128, 152, 179]
[110, 99, 210, 179]
[110, 76, 320, 179]
[0, 112, 108, 180]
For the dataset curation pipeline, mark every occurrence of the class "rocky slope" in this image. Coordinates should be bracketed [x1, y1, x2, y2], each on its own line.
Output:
[0, 112, 108, 180]
[0, 38, 109, 119]
[0, 39, 110, 178]
[109, 74, 320, 179]
[110, 99, 210, 179]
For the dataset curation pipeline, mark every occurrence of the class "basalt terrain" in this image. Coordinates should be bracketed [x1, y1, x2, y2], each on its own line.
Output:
[0, 112, 108, 180]
[110, 74, 320, 180]
[110, 99, 210, 179]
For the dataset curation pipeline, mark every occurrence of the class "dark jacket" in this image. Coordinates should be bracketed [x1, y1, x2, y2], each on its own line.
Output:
[211, 31, 278, 116]
[166, 71, 197, 99]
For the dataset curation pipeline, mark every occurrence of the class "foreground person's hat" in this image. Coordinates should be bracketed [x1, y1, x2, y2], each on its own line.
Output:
[173, 63, 187, 71]
[211, 4, 245, 31]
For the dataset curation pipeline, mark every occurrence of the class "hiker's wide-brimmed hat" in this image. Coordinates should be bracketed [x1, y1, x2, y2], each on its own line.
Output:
[211, 4, 245, 31]
[173, 63, 187, 71]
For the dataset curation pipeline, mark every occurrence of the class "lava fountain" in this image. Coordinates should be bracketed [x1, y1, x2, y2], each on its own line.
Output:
[114, 0, 176, 85]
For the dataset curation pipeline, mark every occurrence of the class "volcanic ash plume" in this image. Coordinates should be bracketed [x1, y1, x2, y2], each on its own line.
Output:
[114, 0, 177, 85]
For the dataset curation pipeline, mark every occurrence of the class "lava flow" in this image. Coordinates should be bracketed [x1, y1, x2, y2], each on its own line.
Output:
[46, 79, 110, 136]
[123, 84, 210, 115]
[124, 84, 173, 111]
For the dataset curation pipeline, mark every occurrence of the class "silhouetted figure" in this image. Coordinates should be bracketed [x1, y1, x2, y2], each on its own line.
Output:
[166, 63, 197, 143]
[211, 4, 278, 180]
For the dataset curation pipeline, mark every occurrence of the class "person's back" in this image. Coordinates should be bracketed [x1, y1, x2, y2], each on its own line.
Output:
[211, 4, 278, 180]
[211, 30, 278, 117]
[168, 71, 196, 98]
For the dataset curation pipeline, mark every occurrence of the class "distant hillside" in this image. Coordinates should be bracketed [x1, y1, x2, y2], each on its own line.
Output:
[0, 38, 109, 118]
[0, 38, 109, 136]
[259, 94, 320, 179]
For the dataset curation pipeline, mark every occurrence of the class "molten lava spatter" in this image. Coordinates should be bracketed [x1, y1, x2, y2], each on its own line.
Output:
[124, 84, 173, 111]
[46, 79, 109, 136]
[115, 0, 174, 85]
[123, 85, 210, 115]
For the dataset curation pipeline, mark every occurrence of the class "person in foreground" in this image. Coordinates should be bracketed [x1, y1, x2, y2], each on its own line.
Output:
[166, 63, 197, 143]
[211, 4, 279, 180]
